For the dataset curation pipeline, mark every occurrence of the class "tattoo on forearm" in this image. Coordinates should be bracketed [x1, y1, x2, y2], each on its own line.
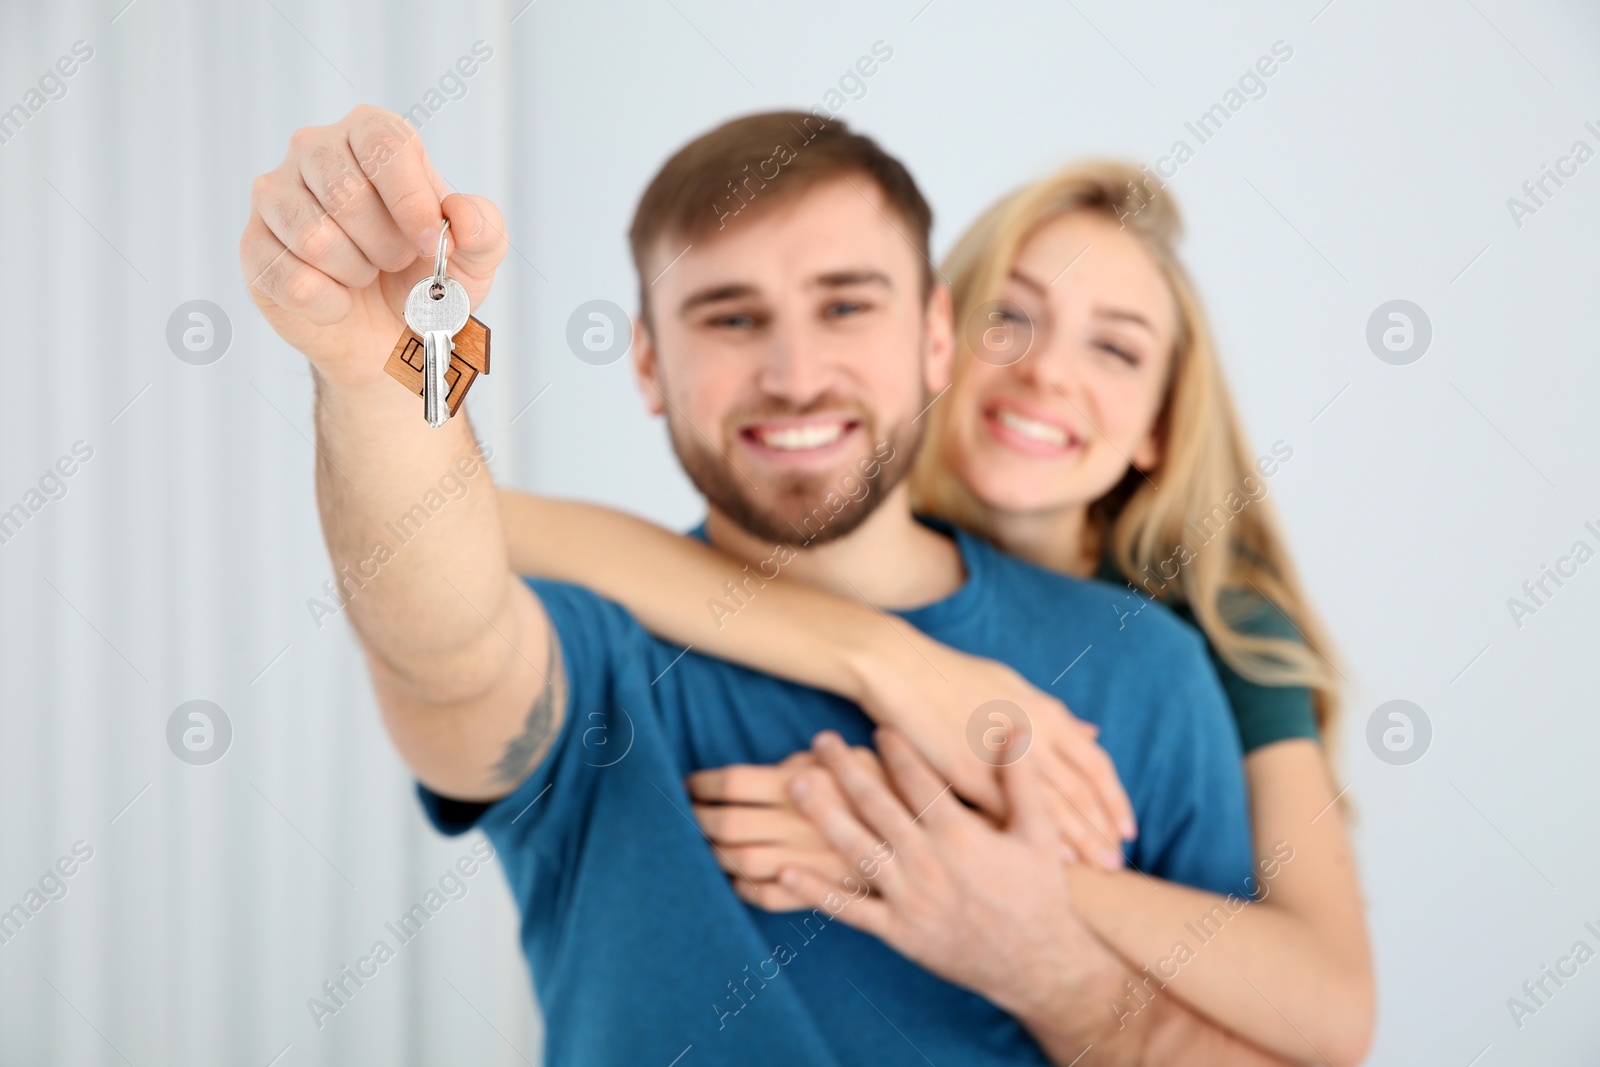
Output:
[491, 632, 564, 785]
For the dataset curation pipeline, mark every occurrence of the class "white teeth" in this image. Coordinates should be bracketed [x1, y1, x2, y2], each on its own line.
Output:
[995, 408, 1068, 446]
[754, 422, 847, 451]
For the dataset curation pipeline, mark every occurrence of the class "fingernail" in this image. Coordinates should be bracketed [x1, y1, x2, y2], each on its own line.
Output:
[789, 777, 809, 799]
[1099, 847, 1125, 870]
[1060, 844, 1079, 864]
[1121, 818, 1137, 840]
[778, 868, 798, 887]
[814, 731, 842, 752]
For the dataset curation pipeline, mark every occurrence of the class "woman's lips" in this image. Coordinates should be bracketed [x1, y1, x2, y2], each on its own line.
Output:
[982, 401, 1081, 458]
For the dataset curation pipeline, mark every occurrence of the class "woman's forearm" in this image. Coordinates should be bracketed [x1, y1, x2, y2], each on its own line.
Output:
[498, 490, 1138, 852]
[498, 490, 906, 703]
[1066, 742, 1374, 1066]
[1067, 871, 1363, 1065]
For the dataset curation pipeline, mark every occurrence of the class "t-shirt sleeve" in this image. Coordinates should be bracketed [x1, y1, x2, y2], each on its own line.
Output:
[1132, 630, 1255, 899]
[414, 578, 633, 865]
[1212, 596, 1320, 754]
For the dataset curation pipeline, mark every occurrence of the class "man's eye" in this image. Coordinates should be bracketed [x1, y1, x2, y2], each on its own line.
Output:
[710, 312, 759, 329]
[825, 301, 868, 319]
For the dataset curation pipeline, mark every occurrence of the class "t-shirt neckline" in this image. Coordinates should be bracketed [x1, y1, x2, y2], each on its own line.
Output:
[683, 511, 991, 629]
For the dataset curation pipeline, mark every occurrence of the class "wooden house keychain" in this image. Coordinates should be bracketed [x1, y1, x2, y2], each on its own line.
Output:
[385, 219, 491, 425]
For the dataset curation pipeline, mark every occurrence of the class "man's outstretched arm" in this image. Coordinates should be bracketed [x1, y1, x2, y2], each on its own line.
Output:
[241, 105, 560, 801]
[313, 378, 561, 801]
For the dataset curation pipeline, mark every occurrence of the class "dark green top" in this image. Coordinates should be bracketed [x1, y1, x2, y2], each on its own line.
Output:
[1097, 556, 1320, 753]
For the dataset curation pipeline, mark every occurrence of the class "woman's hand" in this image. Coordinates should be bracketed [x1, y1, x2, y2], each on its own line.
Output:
[849, 633, 1136, 868]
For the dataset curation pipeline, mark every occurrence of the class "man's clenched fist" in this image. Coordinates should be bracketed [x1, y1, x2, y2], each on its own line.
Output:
[239, 105, 507, 388]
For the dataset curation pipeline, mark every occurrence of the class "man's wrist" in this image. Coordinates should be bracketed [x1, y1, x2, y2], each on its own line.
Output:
[311, 361, 465, 454]
[1002, 936, 1145, 1063]
[312, 361, 410, 410]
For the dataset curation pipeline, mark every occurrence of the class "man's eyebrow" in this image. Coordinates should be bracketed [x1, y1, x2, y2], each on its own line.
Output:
[679, 283, 758, 317]
[1009, 268, 1156, 334]
[678, 271, 893, 317]
[812, 270, 893, 290]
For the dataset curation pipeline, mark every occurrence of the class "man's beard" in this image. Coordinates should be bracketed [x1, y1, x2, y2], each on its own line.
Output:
[665, 399, 927, 548]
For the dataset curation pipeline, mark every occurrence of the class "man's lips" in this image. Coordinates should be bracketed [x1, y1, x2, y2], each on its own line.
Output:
[982, 399, 1082, 456]
[737, 416, 862, 456]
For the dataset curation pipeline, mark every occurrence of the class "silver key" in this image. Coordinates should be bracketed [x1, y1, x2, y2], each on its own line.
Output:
[404, 222, 471, 427]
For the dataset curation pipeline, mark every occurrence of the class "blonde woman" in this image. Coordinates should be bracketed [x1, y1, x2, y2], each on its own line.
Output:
[500, 162, 1373, 1065]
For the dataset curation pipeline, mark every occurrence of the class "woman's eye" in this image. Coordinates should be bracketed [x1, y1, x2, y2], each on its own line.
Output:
[987, 300, 1033, 325]
[1097, 341, 1139, 366]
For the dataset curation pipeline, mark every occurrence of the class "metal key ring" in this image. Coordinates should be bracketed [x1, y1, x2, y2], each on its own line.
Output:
[433, 219, 451, 284]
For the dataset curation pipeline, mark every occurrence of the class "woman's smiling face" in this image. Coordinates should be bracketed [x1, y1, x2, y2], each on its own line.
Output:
[944, 210, 1180, 519]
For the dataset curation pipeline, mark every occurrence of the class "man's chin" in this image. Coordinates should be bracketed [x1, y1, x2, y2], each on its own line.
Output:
[707, 481, 881, 548]
[761, 483, 880, 547]
[670, 411, 922, 549]
[686, 458, 895, 548]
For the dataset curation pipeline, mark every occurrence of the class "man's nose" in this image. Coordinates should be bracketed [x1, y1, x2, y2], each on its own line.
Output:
[754, 325, 835, 406]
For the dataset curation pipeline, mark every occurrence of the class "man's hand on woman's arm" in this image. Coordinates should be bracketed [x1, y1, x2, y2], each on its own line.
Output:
[241, 106, 560, 801]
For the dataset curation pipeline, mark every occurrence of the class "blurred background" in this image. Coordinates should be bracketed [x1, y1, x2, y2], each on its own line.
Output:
[1, 0, 1598, 1063]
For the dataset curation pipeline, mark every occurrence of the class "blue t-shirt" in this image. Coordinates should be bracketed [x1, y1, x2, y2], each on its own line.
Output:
[418, 517, 1252, 1066]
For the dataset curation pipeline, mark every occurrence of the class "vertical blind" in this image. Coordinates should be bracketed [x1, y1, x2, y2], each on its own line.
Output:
[0, 2, 544, 1064]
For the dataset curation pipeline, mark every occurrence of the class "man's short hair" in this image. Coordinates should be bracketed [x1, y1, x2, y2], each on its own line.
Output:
[628, 110, 934, 327]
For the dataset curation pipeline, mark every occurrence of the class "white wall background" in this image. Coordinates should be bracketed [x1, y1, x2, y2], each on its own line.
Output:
[1, 1, 1597, 1064]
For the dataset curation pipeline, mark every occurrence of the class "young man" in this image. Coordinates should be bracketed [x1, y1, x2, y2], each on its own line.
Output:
[241, 106, 1282, 1065]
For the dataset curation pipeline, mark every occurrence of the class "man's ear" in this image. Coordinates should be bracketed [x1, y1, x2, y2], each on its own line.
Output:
[923, 282, 955, 396]
[631, 317, 666, 416]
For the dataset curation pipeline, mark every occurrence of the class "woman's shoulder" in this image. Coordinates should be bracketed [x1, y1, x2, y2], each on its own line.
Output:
[1098, 554, 1319, 752]
[1096, 553, 1303, 643]
[1217, 585, 1304, 643]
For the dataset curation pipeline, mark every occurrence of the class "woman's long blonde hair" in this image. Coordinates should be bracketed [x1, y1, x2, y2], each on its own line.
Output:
[912, 161, 1343, 746]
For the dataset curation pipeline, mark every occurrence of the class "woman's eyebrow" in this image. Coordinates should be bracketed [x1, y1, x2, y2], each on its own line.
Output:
[1010, 268, 1155, 334]
[1009, 268, 1049, 295]
[1093, 306, 1155, 334]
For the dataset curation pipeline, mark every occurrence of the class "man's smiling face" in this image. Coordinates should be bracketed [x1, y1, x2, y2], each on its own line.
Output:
[632, 176, 952, 545]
